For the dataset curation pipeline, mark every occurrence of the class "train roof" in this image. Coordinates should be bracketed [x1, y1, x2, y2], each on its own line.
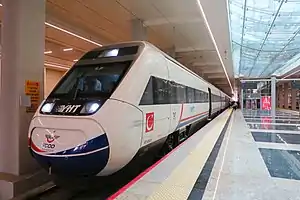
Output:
[87, 41, 230, 98]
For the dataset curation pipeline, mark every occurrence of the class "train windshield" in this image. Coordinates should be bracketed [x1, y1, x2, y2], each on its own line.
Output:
[49, 61, 131, 99]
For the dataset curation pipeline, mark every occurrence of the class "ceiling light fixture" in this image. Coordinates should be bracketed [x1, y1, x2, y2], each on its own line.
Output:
[73, 59, 78, 62]
[44, 51, 52, 54]
[63, 48, 73, 51]
[45, 22, 102, 47]
[0, 4, 101, 47]
[196, 0, 233, 93]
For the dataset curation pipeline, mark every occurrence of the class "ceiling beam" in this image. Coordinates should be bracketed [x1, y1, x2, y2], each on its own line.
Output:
[207, 73, 225, 79]
[190, 66, 223, 74]
[46, 15, 106, 46]
[192, 62, 221, 67]
[144, 17, 202, 26]
[203, 70, 224, 75]
[176, 47, 216, 53]
[199, 67, 223, 73]
[46, 37, 87, 53]
[45, 55, 74, 66]
[214, 82, 229, 85]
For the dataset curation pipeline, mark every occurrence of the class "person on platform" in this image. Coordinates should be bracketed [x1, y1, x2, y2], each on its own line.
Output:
[232, 101, 238, 110]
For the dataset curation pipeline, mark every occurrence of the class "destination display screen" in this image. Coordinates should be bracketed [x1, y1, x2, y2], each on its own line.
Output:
[80, 46, 139, 60]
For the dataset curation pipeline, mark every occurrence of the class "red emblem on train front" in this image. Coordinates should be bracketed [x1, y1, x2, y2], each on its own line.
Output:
[45, 134, 60, 143]
[145, 112, 154, 132]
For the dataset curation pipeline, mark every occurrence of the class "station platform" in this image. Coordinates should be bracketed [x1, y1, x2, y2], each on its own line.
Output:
[108, 108, 300, 200]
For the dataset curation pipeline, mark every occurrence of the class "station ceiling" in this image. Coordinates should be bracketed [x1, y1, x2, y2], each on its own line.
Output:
[229, 0, 300, 79]
[1, 0, 236, 95]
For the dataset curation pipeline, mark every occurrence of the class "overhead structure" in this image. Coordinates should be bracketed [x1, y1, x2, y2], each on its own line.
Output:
[0, 0, 235, 94]
[229, 0, 300, 78]
[43, 0, 234, 95]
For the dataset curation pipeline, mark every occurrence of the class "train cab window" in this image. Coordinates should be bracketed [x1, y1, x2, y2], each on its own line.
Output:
[186, 87, 195, 103]
[153, 77, 169, 104]
[140, 77, 154, 105]
[49, 61, 131, 99]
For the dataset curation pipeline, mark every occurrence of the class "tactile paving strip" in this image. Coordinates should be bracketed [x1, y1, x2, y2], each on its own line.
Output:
[146, 110, 232, 200]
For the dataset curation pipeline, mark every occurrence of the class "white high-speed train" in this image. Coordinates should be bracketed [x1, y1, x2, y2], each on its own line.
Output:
[28, 41, 230, 177]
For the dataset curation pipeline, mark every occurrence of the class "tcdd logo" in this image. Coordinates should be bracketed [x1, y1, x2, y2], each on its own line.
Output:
[146, 112, 154, 132]
[45, 134, 60, 143]
[43, 134, 60, 149]
[43, 143, 55, 149]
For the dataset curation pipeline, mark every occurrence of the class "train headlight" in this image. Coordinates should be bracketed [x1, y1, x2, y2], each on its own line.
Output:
[80, 102, 100, 114]
[41, 103, 54, 113]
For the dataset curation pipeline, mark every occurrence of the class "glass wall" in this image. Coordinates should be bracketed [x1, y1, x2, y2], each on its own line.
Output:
[229, 0, 300, 78]
[242, 81, 271, 110]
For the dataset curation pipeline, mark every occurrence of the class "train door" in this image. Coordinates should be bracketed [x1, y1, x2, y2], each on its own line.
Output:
[208, 88, 212, 118]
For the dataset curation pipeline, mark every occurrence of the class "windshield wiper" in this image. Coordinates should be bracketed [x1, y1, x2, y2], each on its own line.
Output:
[72, 78, 83, 100]
[71, 73, 87, 100]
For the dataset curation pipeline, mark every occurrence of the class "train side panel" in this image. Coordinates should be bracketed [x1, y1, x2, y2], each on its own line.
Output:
[167, 59, 209, 132]
[96, 99, 143, 176]
[114, 48, 171, 148]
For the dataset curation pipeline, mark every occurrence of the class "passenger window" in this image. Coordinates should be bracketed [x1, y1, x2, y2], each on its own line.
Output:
[200, 91, 205, 103]
[153, 77, 169, 104]
[169, 81, 177, 104]
[140, 76, 212, 105]
[195, 90, 201, 103]
[176, 84, 186, 103]
[186, 87, 195, 103]
[140, 77, 154, 105]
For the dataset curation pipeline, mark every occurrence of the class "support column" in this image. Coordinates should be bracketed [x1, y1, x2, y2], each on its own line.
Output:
[131, 19, 147, 41]
[292, 86, 297, 111]
[0, 0, 45, 198]
[271, 76, 276, 118]
[260, 91, 262, 110]
[240, 88, 244, 110]
[280, 84, 284, 108]
[284, 82, 289, 109]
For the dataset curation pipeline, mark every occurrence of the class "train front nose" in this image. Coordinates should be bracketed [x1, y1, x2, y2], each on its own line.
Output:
[29, 117, 110, 176]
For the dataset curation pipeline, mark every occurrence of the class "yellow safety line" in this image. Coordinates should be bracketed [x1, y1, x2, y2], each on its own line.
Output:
[146, 109, 232, 200]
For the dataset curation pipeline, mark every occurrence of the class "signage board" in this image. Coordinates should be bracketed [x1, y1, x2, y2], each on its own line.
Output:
[25, 80, 40, 113]
[241, 82, 257, 89]
[261, 96, 271, 110]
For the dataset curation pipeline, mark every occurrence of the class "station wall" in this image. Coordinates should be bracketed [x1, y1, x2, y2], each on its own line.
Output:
[44, 68, 66, 98]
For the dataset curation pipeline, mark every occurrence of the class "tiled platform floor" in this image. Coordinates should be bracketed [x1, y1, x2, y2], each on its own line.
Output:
[201, 109, 300, 200]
